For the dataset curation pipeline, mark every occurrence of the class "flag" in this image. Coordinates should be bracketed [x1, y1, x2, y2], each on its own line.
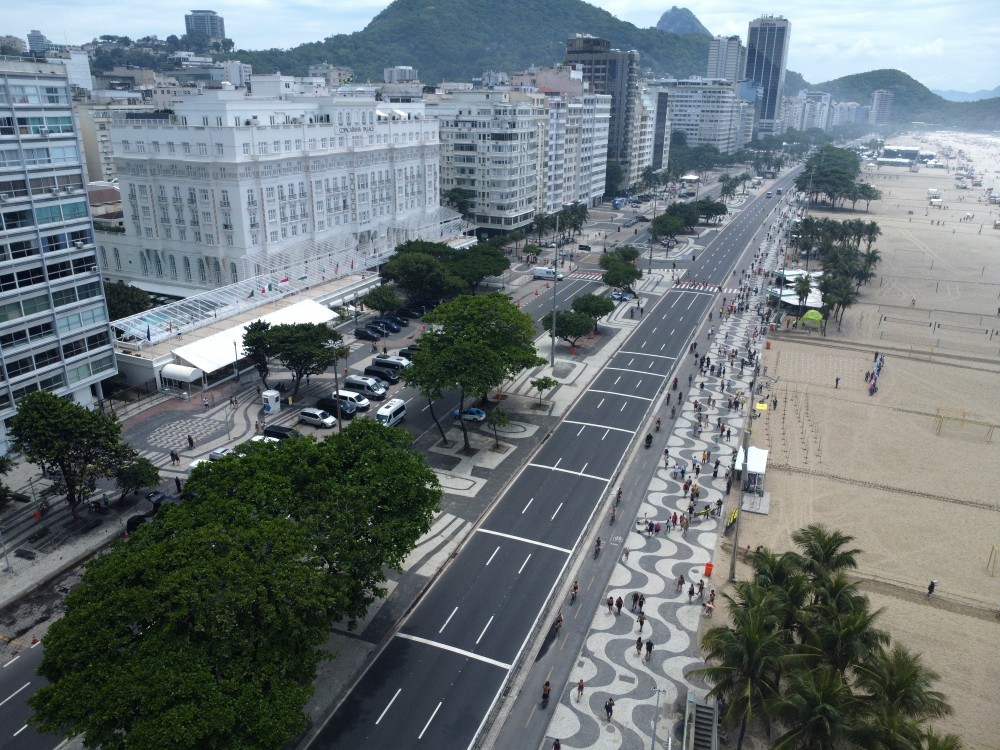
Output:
[261, 286, 267, 294]
[169, 321, 173, 333]
[335, 263, 339, 275]
[278, 276, 290, 285]
[146, 325, 151, 342]
[247, 289, 255, 299]
[297, 274, 308, 281]
[350, 260, 354, 270]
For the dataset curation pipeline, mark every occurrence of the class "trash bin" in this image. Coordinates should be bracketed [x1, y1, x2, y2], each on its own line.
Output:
[769, 322, 775, 332]
[705, 562, 714, 577]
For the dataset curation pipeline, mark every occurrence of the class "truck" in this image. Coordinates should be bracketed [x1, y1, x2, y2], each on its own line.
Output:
[927, 188, 941, 199]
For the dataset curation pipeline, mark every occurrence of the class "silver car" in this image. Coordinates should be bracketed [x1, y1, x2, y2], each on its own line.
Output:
[299, 407, 337, 428]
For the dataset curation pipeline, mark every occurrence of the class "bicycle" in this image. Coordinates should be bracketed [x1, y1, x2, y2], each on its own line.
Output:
[610, 506, 616, 524]
[570, 581, 579, 603]
[615, 487, 622, 506]
[594, 538, 602, 557]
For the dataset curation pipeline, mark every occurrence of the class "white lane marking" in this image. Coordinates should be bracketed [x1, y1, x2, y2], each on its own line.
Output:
[375, 688, 402, 725]
[613, 352, 677, 361]
[3, 656, 20, 668]
[524, 463, 610, 483]
[486, 545, 501, 563]
[589, 389, 654, 402]
[551, 502, 563, 521]
[562, 419, 635, 434]
[439, 607, 459, 634]
[418, 701, 444, 739]
[517, 554, 532, 576]
[12, 725, 27, 737]
[0, 683, 31, 707]
[687, 296, 697, 309]
[576, 424, 586, 437]
[396, 632, 513, 670]
[476, 616, 494, 645]
[597, 398, 605, 408]
[477, 527, 574, 554]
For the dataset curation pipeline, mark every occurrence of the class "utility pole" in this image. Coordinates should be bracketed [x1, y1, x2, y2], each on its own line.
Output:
[728, 371, 757, 582]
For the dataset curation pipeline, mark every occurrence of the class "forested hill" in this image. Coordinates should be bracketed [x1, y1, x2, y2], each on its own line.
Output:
[225, 0, 718, 83]
[813, 69, 1000, 130]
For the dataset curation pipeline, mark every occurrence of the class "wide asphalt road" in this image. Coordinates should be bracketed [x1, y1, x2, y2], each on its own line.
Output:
[308, 173, 800, 750]
[0, 642, 61, 750]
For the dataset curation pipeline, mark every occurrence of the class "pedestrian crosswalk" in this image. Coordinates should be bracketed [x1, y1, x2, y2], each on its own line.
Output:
[570, 271, 606, 281]
[672, 281, 742, 294]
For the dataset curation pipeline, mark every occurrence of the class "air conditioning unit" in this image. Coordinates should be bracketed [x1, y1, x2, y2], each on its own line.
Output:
[0, 193, 7, 202]
[40, 128, 51, 137]
[74, 240, 84, 249]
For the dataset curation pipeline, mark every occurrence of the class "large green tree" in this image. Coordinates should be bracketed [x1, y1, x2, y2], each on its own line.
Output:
[30, 420, 439, 750]
[363, 284, 403, 315]
[268, 323, 341, 397]
[10, 392, 130, 516]
[449, 245, 510, 292]
[242, 320, 273, 388]
[571, 293, 616, 332]
[104, 280, 151, 320]
[408, 294, 544, 451]
[380, 245, 466, 308]
[542, 310, 594, 346]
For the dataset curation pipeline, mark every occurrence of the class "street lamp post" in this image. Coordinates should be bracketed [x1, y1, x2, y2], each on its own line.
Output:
[728, 371, 757, 582]
[233, 341, 239, 382]
[549, 254, 558, 368]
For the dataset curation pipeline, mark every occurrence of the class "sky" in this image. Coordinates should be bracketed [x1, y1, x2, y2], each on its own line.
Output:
[6, 0, 998, 92]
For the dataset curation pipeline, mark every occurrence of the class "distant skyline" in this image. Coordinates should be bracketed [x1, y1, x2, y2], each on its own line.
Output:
[5, 0, 997, 92]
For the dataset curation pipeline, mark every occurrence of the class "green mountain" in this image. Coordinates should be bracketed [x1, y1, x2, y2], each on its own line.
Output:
[656, 6, 712, 37]
[229, 0, 718, 83]
[813, 69, 1000, 130]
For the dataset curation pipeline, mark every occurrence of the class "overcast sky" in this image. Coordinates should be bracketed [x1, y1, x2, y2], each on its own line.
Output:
[7, 0, 998, 92]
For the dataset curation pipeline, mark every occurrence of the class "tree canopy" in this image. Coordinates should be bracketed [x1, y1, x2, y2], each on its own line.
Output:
[268, 323, 342, 397]
[362, 284, 403, 315]
[10, 392, 133, 515]
[30, 419, 441, 750]
[599, 247, 643, 293]
[542, 310, 594, 346]
[407, 293, 544, 451]
[104, 280, 151, 320]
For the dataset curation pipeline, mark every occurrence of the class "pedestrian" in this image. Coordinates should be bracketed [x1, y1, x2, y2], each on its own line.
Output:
[636, 636, 643, 656]
[604, 697, 615, 721]
[697, 579, 705, 600]
[371, 341, 378, 352]
[688, 584, 695, 603]
[644, 638, 653, 662]
[637, 612, 646, 632]
[615, 596, 624, 616]
[638, 593, 646, 612]
[187, 434, 195, 450]
[676, 574, 685, 591]
[835, 376, 840, 389]
[174, 476, 182, 493]
[202, 396, 210, 410]
[255, 384, 261, 396]
[169, 449, 178, 466]
[726, 427, 732, 441]
[708, 590, 716, 606]
[927, 580, 936, 597]
[671, 511, 678, 530]
[647, 520, 655, 536]
[623, 546, 630, 562]
[654, 521, 662, 536]
[553, 740, 561, 750]
[631, 592, 640, 611]
[577, 679, 585, 702]
[607, 595, 614, 614]
[254, 420, 260, 432]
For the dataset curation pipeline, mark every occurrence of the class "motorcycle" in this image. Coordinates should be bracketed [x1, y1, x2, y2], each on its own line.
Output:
[644, 433, 653, 449]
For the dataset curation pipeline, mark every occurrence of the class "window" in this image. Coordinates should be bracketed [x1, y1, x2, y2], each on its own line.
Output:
[182, 142, 191, 154]
[183, 257, 192, 281]
[230, 262, 238, 283]
[153, 253, 163, 276]
[99, 246, 108, 269]
[113, 247, 121, 270]
[198, 259, 207, 282]
[242, 142, 251, 155]
[198, 143, 208, 155]
[215, 143, 224, 155]
[140, 254, 149, 276]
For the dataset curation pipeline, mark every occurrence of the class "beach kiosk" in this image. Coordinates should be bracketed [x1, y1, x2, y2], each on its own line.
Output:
[735, 446, 769, 496]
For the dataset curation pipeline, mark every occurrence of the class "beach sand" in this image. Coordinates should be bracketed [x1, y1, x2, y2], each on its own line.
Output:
[708, 132, 1000, 749]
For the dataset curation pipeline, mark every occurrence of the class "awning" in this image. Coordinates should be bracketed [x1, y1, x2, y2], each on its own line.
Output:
[172, 299, 336, 374]
[161, 363, 203, 383]
[735, 447, 769, 475]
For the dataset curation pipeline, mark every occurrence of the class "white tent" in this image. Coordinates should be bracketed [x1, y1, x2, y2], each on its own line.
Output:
[735, 446, 769, 494]
[172, 299, 336, 374]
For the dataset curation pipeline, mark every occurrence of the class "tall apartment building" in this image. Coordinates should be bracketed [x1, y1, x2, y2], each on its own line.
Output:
[0, 60, 117, 451]
[829, 100, 860, 128]
[647, 77, 745, 155]
[785, 90, 832, 132]
[509, 66, 611, 212]
[742, 16, 791, 138]
[185, 10, 226, 43]
[0, 36, 27, 54]
[707, 36, 743, 82]
[26, 30, 52, 55]
[96, 83, 456, 296]
[429, 89, 546, 233]
[564, 35, 650, 188]
[308, 63, 353, 87]
[869, 89, 893, 125]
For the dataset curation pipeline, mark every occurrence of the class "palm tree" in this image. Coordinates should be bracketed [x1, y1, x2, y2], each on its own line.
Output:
[767, 665, 864, 750]
[924, 729, 965, 750]
[532, 212, 550, 244]
[830, 277, 860, 331]
[855, 644, 952, 725]
[793, 274, 812, 311]
[862, 247, 882, 275]
[694, 583, 786, 750]
[792, 523, 861, 577]
[862, 221, 882, 252]
[802, 605, 890, 675]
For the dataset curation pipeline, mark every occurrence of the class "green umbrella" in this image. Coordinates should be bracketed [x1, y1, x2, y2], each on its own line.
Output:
[801, 309, 823, 327]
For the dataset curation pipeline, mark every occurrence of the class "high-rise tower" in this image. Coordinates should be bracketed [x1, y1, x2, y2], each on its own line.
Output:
[707, 35, 743, 82]
[742, 16, 790, 138]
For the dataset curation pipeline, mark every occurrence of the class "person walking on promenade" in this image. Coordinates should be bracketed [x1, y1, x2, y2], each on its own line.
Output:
[606, 596, 614, 614]
[927, 580, 937, 597]
[637, 612, 646, 632]
[631, 592, 640, 611]
[187, 434, 195, 450]
[615, 596, 624, 616]
[604, 697, 615, 721]
[577, 679, 585, 702]
[636, 636, 643, 656]
[697, 579, 706, 600]
[688, 584, 696, 603]
[638, 594, 646, 612]
[644, 638, 654, 662]
[676, 574, 685, 592]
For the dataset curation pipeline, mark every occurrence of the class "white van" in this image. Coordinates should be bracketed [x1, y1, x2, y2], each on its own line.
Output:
[332, 389, 370, 411]
[343, 375, 387, 400]
[375, 398, 406, 427]
[533, 267, 564, 281]
[372, 354, 412, 372]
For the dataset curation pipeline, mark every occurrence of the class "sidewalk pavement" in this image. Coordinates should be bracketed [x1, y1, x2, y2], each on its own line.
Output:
[534, 235, 784, 749]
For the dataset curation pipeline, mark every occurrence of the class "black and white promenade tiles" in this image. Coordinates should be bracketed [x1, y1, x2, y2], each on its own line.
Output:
[543, 244, 782, 749]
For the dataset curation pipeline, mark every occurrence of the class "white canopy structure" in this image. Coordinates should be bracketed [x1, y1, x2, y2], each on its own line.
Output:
[735, 446, 769, 495]
[172, 299, 336, 374]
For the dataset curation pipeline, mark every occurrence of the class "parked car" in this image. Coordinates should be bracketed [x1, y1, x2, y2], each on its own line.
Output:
[316, 396, 356, 419]
[623, 218, 638, 227]
[366, 321, 391, 336]
[453, 407, 486, 423]
[399, 346, 421, 360]
[372, 354, 412, 372]
[298, 407, 336, 428]
[262, 425, 303, 440]
[610, 291, 633, 302]
[209, 447, 234, 461]
[635, 215, 649, 222]
[126, 493, 181, 533]
[395, 308, 423, 320]
[382, 314, 410, 327]
[343, 375, 387, 400]
[372, 317, 401, 333]
[364, 365, 400, 384]
[355, 327, 381, 341]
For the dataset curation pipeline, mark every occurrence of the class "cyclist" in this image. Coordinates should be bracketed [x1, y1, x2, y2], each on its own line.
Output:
[542, 680, 551, 705]
[671, 406, 676, 419]
[615, 487, 622, 505]
[655, 417, 661, 432]
[595, 537, 602, 555]
[571, 580, 579, 602]
[555, 612, 564, 631]
[611, 505, 617, 523]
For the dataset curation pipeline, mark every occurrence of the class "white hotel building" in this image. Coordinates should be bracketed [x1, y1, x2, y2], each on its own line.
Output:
[98, 79, 461, 297]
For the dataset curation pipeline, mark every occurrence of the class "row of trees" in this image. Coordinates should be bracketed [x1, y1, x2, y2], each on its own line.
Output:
[30, 419, 441, 750]
[542, 293, 616, 346]
[531, 203, 590, 244]
[790, 217, 883, 330]
[380, 240, 510, 307]
[794, 145, 883, 211]
[696, 524, 960, 750]
[649, 198, 728, 239]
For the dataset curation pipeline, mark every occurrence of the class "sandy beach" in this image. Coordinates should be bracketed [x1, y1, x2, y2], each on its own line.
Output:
[708, 131, 1000, 749]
